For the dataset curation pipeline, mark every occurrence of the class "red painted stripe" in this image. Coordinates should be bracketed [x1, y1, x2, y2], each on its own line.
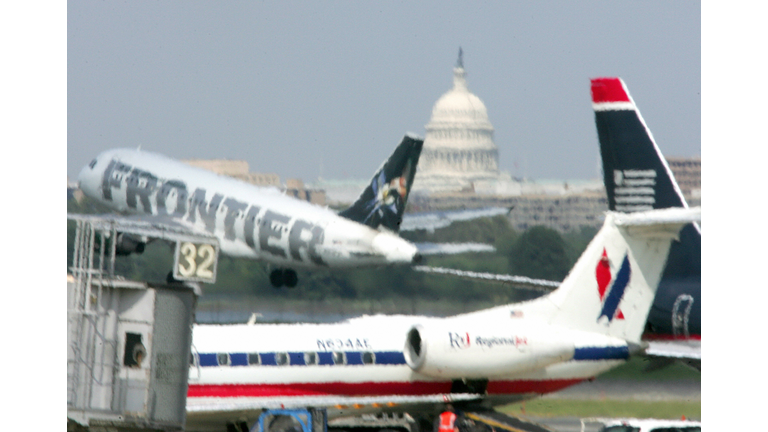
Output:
[187, 379, 585, 398]
[590, 78, 630, 103]
[188, 381, 453, 398]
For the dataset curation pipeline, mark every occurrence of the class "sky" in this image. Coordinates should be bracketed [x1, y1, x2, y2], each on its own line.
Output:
[67, 1, 701, 182]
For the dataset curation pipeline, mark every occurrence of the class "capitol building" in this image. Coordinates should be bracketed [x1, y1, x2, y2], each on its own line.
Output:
[413, 51, 519, 195]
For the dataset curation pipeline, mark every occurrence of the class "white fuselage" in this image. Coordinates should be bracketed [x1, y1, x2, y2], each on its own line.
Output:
[187, 313, 627, 410]
[77, 149, 420, 269]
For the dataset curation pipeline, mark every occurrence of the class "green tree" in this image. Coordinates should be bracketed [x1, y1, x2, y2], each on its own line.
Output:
[509, 226, 570, 281]
[562, 226, 599, 267]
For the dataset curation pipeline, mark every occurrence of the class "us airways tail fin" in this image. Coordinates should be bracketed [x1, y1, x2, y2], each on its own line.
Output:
[591, 77, 700, 281]
[591, 77, 688, 212]
[339, 134, 424, 232]
[522, 207, 700, 343]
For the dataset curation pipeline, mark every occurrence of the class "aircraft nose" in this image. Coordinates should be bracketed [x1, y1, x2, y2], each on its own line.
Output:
[77, 164, 89, 189]
[372, 233, 421, 265]
[412, 252, 424, 265]
[77, 155, 103, 197]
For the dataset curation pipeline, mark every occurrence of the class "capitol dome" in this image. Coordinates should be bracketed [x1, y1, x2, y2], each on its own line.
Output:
[428, 70, 494, 136]
[414, 50, 501, 193]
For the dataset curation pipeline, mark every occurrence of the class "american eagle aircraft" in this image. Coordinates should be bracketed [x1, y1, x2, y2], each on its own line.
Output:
[77, 135, 425, 288]
[184, 206, 700, 432]
[591, 77, 701, 369]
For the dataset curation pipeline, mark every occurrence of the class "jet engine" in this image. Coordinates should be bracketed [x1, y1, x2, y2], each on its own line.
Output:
[403, 323, 575, 379]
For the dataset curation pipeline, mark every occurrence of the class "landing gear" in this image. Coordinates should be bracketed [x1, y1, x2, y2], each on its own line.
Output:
[270, 268, 298, 288]
[284, 269, 298, 288]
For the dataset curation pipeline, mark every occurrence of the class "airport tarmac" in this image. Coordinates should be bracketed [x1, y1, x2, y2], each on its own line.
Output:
[542, 378, 701, 401]
[506, 379, 700, 431]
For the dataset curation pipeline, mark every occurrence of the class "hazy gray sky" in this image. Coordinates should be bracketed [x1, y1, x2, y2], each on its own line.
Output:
[68, 1, 700, 182]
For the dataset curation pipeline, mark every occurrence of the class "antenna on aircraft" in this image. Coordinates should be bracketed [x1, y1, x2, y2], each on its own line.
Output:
[456, 47, 464, 68]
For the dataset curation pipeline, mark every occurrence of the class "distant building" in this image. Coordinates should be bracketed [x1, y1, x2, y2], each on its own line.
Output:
[182, 159, 326, 205]
[666, 156, 701, 207]
[182, 159, 281, 187]
[409, 182, 608, 233]
[506, 191, 608, 232]
[284, 178, 326, 206]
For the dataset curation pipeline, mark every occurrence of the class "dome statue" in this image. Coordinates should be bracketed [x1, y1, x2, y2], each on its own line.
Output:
[414, 49, 501, 193]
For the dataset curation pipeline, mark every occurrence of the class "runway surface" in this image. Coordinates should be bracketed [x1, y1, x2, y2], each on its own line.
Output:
[506, 379, 700, 431]
[541, 378, 701, 401]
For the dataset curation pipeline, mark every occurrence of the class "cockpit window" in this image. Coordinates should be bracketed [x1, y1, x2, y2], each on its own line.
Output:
[89, 159, 97, 169]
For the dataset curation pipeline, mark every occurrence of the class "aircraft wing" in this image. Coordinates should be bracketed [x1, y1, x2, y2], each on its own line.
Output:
[401, 207, 512, 231]
[643, 339, 701, 371]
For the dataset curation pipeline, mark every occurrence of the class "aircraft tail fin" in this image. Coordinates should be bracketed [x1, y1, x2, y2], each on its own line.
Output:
[339, 134, 424, 232]
[529, 207, 699, 343]
[591, 77, 700, 280]
[591, 77, 688, 212]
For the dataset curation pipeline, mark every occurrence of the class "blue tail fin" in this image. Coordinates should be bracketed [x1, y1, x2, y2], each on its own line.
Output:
[339, 134, 424, 232]
[591, 77, 688, 212]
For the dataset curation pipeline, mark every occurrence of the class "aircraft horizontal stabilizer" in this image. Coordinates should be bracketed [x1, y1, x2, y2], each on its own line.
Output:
[414, 242, 496, 255]
[613, 207, 700, 240]
[612, 207, 700, 227]
[400, 207, 512, 231]
[412, 265, 560, 291]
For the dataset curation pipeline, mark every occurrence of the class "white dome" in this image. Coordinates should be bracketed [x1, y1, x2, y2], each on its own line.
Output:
[414, 55, 501, 194]
[428, 67, 493, 129]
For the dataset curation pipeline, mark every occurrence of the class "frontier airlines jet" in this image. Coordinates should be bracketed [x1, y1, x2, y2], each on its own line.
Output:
[77, 135, 425, 288]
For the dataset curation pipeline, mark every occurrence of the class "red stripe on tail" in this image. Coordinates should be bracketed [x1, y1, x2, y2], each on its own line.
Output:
[591, 78, 630, 103]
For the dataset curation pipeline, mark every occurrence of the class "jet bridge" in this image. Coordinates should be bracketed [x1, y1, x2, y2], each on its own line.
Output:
[67, 214, 219, 432]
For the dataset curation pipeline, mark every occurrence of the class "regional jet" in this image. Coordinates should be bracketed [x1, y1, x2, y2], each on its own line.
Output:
[184, 207, 700, 432]
[77, 135, 425, 288]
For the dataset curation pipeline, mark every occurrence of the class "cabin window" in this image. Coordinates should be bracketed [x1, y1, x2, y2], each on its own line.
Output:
[89, 159, 97, 169]
[362, 352, 375, 365]
[304, 352, 318, 365]
[217, 353, 230, 366]
[332, 352, 346, 365]
[276, 352, 289, 366]
[248, 353, 260, 365]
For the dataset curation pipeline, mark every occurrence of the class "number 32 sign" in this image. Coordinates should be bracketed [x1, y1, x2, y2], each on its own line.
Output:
[173, 241, 219, 283]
